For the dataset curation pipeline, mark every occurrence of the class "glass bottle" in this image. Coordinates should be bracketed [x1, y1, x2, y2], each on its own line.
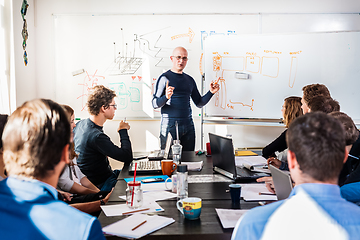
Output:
[172, 140, 182, 165]
[126, 181, 143, 209]
[177, 164, 188, 200]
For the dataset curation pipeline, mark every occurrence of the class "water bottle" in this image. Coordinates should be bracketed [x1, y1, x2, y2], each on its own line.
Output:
[177, 164, 188, 200]
[172, 140, 182, 165]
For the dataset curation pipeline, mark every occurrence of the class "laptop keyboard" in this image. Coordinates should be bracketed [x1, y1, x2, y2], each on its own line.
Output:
[131, 160, 161, 171]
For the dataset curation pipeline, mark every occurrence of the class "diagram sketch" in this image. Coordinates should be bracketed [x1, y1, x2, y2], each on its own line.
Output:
[107, 56, 143, 75]
[203, 34, 312, 118]
[211, 52, 254, 112]
[77, 70, 105, 111]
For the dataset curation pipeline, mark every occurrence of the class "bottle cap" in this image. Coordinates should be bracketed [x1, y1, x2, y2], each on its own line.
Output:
[128, 181, 141, 187]
[173, 140, 181, 145]
[177, 164, 187, 172]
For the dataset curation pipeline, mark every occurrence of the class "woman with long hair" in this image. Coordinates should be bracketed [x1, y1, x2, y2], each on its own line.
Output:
[262, 96, 303, 168]
[58, 105, 111, 216]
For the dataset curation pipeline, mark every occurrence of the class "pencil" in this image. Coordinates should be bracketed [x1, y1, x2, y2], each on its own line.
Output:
[259, 192, 276, 196]
[123, 208, 150, 215]
[132, 220, 147, 231]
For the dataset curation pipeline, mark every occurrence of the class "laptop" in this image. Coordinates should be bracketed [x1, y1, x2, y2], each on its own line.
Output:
[147, 132, 173, 160]
[269, 164, 293, 200]
[128, 133, 173, 175]
[209, 133, 269, 182]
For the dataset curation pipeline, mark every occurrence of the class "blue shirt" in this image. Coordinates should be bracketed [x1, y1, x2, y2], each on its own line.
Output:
[152, 70, 213, 119]
[0, 176, 105, 240]
[232, 184, 360, 240]
[341, 181, 360, 203]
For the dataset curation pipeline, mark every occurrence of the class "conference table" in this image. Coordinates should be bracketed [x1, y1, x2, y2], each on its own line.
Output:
[99, 151, 261, 240]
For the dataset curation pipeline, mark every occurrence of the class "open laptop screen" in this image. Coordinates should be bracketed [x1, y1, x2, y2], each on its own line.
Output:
[209, 133, 237, 179]
[269, 164, 293, 200]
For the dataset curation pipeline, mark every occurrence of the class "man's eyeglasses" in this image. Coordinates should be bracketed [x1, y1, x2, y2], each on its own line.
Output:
[109, 104, 117, 109]
[172, 56, 188, 61]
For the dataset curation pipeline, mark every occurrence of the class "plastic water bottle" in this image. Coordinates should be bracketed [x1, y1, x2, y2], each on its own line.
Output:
[172, 140, 182, 165]
[177, 164, 188, 200]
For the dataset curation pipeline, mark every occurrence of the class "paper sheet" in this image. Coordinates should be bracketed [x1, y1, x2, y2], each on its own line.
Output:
[103, 213, 175, 239]
[119, 191, 177, 202]
[187, 174, 233, 183]
[215, 208, 248, 228]
[235, 155, 267, 167]
[101, 201, 164, 217]
[241, 183, 278, 201]
[181, 161, 203, 171]
[141, 182, 169, 192]
[242, 163, 271, 174]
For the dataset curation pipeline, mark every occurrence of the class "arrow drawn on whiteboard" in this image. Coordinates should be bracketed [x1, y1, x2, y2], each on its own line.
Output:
[171, 28, 195, 43]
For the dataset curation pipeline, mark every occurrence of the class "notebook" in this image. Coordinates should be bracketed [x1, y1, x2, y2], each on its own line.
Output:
[147, 132, 173, 160]
[269, 164, 293, 200]
[209, 133, 269, 182]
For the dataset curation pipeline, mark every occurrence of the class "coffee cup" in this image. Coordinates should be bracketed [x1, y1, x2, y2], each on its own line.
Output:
[206, 142, 211, 155]
[176, 197, 202, 220]
[229, 184, 241, 204]
[161, 160, 177, 176]
[165, 175, 177, 193]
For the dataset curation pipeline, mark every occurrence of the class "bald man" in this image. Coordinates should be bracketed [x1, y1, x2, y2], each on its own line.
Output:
[152, 47, 219, 151]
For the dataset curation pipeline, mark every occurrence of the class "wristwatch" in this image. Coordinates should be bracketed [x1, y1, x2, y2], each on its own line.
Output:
[100, 199, 106, 205]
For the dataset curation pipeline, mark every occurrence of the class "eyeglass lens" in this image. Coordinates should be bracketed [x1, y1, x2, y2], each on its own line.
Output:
[174, 56, 188, 61]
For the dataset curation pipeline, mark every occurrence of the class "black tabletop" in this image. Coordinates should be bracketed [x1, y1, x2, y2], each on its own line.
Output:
[100, 151, 261, 239]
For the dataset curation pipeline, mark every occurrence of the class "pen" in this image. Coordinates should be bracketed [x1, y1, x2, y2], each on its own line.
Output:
[349, 154, 359, 160]
[123, 208, 150, 215]
[259, 192, 276, 196]
[132, 220, 147, 231]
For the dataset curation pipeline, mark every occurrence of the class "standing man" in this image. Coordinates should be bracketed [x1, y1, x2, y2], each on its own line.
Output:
[152, 46, 220, 151]
[74, 85, 132, 191]
[231, 112, 360, 240]
[0, 99, 105, 239]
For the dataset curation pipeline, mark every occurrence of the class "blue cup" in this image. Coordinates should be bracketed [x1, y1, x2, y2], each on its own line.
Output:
[229, 184, 241, 204]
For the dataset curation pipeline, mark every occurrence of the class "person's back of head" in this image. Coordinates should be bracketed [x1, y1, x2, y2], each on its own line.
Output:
[302, 83, 331, 105]
[308, 96, 340, 114]
[286, 112, 345, 182]
[283, 96, 303, 128]
[87, 85, 116, 116]
[2, 99, 71, 179]
[329, 111, 359, 146]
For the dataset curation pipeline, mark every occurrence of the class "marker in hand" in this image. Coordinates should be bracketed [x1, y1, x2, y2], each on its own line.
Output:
[210, 78, 220, 94]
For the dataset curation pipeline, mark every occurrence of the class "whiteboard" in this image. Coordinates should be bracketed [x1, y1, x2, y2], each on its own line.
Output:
[53, 14, 259, 119]
[203, 32, 360, 120]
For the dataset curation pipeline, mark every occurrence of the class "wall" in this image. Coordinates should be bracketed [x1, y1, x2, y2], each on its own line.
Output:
[11, 0, 360, 153]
